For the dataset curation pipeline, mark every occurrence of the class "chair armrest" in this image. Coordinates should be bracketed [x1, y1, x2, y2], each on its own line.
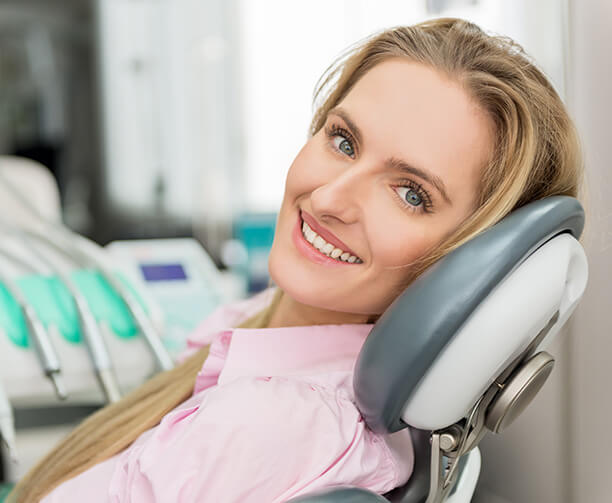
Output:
[288, 428, 432, 503]
[287, 487, 389, 502]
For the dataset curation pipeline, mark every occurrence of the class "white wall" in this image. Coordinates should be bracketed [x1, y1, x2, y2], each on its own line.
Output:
[566, 0, 612, 500]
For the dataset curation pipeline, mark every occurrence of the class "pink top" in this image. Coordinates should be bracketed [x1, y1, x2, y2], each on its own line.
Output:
[42, 288, 413, 502]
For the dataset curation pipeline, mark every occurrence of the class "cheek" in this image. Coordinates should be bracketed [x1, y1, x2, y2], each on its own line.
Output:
[368, 217, 432, 268]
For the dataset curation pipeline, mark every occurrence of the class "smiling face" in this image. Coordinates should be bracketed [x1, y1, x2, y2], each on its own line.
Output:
[268, 59, 494, 322]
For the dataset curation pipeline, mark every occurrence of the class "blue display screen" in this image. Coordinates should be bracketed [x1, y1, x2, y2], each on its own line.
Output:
[140, 263, 188, 282]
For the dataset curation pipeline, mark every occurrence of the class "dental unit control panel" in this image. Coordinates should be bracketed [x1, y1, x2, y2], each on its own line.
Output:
[105, 238, 239, 356]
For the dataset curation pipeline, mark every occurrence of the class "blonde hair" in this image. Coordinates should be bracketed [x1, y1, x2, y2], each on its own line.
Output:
[9, 18, 583, 502]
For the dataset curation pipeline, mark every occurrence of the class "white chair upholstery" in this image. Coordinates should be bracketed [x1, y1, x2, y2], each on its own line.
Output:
[0, 155, 62, 227]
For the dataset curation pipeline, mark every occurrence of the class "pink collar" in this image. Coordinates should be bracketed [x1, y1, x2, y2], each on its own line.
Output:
[195, 323, 374, 392]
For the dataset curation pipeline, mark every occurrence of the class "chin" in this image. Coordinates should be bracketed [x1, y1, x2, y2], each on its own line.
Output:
[268, 250, 374, 316]
[268, 248, 321, 304]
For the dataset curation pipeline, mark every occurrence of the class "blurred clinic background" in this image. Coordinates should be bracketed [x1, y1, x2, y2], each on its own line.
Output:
[0, 0, 610, 502]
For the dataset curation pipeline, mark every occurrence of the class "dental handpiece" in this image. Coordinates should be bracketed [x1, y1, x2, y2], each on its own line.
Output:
[23, 235, 122, 403]
[0, 276, 68, 400]
[69, 283, 121, 403]
[0, 252, 67, 400]
[70, 236, 174, 371]
[22, 303, 68, 399]
[0, 168, 174, 372]
[45, 232, 174, 371]
[0, 378, 17, 463]
[39, 231, 174, 372]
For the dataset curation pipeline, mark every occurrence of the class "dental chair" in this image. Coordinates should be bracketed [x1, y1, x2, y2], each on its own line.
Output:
[290, 195, 587, 503]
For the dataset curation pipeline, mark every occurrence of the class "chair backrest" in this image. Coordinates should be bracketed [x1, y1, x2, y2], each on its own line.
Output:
[0, 155, 62, 227]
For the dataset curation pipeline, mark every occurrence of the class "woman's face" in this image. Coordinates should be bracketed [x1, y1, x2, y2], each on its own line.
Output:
[268, 59, 494, 318]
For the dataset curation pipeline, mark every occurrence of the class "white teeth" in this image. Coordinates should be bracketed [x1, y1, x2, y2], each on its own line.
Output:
[300, 219, 362, 263]
[313, 236, 326, 250]
[322, 243, 334, 254]
[302, 221, 315, 243]
[330, 248, 343, 259]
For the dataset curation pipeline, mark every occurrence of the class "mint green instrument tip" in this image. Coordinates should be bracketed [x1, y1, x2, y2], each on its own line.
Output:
[0, 283, 28, 347]
[0, 270, 148, 347]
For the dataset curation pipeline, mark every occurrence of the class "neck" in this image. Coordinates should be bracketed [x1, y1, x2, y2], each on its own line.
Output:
[266, 289, 372, 328]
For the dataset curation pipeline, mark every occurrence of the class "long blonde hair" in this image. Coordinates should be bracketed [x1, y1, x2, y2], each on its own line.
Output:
[9, 18, 583, 502]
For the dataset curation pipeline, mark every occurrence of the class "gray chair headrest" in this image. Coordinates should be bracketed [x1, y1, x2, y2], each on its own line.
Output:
[354, 196, 584, 433]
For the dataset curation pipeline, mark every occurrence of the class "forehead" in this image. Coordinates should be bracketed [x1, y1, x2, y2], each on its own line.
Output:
[338, 59, 493, 199]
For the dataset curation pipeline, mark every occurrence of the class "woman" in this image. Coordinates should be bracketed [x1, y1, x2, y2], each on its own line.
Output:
[9, 17, 583, 502]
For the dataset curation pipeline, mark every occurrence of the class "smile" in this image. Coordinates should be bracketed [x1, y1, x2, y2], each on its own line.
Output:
[299, 217, 363, 264]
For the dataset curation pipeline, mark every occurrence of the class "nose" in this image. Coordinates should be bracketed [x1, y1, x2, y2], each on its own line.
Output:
[309, 164, 365, 225]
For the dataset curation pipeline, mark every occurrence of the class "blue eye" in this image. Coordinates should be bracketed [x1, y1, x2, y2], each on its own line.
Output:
[396, 186, 423, 207]
[325, 124, 357, 158]
[405, 189, 422, 206]
[393, 181, 435, 214]
[332, 136, 355, 157]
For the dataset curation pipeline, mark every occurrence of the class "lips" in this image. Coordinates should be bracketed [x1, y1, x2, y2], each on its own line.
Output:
[300, 210, 360, 258]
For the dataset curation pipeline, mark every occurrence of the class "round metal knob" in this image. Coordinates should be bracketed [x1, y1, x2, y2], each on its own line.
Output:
[439, 426, 462, 452]
[485, 351, 555, 433]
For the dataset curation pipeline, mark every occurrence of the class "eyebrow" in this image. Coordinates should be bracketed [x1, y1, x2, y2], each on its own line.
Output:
[328, 106, 452, 206]
[386, 158, 452, 206]
[328, 107, 363, 146]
